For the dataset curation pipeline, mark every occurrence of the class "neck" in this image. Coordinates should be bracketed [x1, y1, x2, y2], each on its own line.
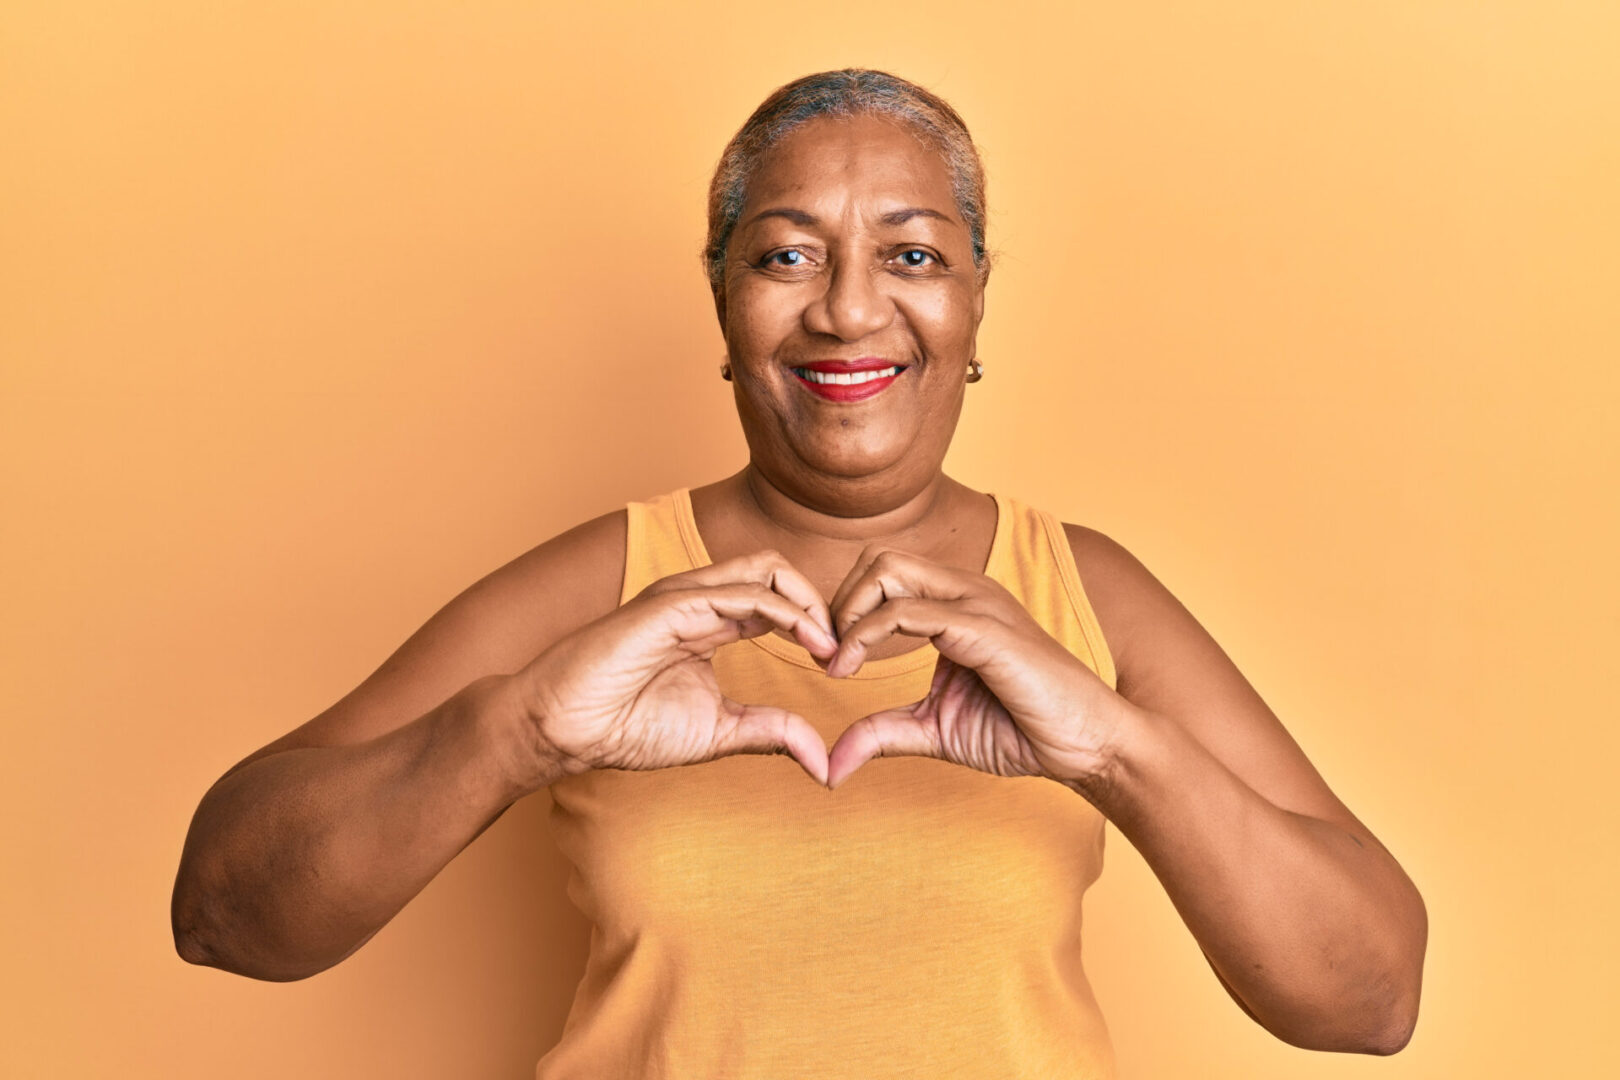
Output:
[735, 461, 959, 549]
[688, 462, 995, 614]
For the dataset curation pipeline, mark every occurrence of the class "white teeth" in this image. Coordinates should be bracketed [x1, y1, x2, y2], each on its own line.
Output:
[795, 366, 900, 386]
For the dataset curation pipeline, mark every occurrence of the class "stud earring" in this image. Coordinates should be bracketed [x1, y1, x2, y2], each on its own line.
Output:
[720, 358, 733, 381]
[966, 358, 984, 383]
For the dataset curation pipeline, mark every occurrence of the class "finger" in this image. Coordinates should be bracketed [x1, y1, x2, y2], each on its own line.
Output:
[666, 584, 839, 659]
[639, 553, 771, 597]
[827, 543, 890, 627]
[646, 551, 834, 640]
[715, 699, 831, 787]
[826, 706, 941, 789]
[756, 558, 836, 641]
[829, 598, 1003, 679]
[830, 548, 976, 639]
[734, 615, 775, 640]
[704, 584, 839, 658]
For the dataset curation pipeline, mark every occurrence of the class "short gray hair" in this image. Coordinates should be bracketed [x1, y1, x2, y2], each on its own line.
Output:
[703, 69, 989, 298]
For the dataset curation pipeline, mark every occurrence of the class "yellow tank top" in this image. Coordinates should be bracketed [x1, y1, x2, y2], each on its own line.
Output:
[538, 488, 1118, 1079]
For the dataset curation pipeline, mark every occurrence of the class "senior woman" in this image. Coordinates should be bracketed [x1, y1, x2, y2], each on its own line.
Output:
[172, 70, 1426, 1077]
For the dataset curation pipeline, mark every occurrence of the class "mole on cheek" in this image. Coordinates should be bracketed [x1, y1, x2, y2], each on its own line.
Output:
[841, 419, 849, 427]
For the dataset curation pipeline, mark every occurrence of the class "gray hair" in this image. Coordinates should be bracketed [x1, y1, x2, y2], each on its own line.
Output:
[703, 69, 990, 298]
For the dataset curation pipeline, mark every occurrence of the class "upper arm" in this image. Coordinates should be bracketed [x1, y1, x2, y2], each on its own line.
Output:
[1062, 522, 1363, 831]
[215, 508, 628, 783]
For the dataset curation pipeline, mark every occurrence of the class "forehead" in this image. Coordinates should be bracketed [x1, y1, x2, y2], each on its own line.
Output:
[742, 113, 961, 223]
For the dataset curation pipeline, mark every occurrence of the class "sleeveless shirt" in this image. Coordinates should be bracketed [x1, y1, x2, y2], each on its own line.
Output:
[536, 488, 1119, 1079]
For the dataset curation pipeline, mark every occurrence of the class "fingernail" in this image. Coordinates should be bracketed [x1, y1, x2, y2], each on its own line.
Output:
[833, 642, 858, 675]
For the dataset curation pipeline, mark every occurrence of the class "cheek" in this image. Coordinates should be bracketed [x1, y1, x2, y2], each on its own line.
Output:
[910, 285, 980, 354]
[725, 284, 799, 357]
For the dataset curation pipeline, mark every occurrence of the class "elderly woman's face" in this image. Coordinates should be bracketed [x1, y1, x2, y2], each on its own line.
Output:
[721, 113, 985, 501]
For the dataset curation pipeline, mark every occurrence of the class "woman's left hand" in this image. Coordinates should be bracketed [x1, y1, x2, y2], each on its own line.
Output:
[823, 549, 1127, 791]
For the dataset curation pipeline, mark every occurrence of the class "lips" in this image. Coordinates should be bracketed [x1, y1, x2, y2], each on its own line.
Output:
[788, 358, 908, 403]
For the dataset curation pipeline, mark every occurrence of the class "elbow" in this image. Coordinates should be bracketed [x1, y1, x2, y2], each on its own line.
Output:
[171, 877, 237, 973]
[1258, 898, 1428, 1056]
[171, 879, 355, 983]
[1368, 946, 1426, 1055]
[1304, 933, 1427, 1056]
[1351, 967, 1422, 1056]
[173, 928, 214, 968]
[170, 915, 329, 982]
[1368, 1008, 1419, 1057]
[1320, 878, 1429, 1055]
[1364, 883, 1428, 1055]
[171, 868, 218, 968]
[1346, 979, 1422, 1056]
[170, 870, 317, 982]
[1263, 969, 1423, 1056]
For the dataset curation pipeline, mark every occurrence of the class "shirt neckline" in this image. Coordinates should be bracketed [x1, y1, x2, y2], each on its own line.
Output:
[670, 485, 1010, 678]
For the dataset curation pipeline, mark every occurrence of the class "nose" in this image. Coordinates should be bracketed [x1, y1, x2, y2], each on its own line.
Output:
[803, 261, 895, 342]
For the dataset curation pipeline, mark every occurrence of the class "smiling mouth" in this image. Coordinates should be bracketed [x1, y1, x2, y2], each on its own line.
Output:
[788, 363, 908, 402]
[790, 365, 904, 386]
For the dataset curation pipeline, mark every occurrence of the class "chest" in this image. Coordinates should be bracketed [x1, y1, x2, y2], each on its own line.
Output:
[545, 650, 1107, 957]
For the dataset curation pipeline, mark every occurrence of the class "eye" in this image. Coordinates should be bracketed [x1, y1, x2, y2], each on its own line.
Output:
[895, 249, 937, 269]
[765, 249, 805, 267]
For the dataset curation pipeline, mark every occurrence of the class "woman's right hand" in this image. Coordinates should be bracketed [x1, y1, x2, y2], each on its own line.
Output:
[514, 551, 839, 786]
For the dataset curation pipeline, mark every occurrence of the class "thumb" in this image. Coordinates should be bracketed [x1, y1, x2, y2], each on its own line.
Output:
[826, 705, 941, 790]
[715, 699, 830, 787]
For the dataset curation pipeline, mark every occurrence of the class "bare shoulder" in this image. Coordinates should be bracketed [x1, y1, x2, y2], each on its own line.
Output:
[218, 507, 628, 780]
[1059, 519, 1259, 706]
[1058, 521, 1160, 693]
[422, 506, 630, 657]
[1060, 521, 1356, 823]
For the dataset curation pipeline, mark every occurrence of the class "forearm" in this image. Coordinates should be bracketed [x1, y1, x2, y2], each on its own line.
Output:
[171, 674, 558, 981]
[1070, 701, 1427, 1054]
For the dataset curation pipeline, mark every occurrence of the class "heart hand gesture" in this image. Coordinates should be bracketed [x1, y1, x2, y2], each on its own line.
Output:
[517, 551, 839, 786]
[822, 549, 1123, 792]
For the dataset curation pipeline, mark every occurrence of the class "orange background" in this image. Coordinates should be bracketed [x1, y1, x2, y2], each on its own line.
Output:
[3, 1, 1616, 1076]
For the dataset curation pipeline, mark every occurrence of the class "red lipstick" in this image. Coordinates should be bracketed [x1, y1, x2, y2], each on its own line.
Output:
[789, 358, 907, 403]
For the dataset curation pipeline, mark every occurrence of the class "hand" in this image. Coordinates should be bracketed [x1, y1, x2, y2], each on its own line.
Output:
[516, 551, 840, 785]
[823, 548, 1123, 791]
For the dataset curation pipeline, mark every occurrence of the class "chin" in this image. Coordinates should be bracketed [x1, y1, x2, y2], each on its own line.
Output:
[795, 434, 914, 480]
[738, 407, 941, 497]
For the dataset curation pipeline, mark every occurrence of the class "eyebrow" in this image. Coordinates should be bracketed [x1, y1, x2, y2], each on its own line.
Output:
[741, 206, 956, 230]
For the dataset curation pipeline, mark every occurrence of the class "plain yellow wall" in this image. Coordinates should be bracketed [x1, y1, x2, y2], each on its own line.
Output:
[3, 1, 1616, 1076]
